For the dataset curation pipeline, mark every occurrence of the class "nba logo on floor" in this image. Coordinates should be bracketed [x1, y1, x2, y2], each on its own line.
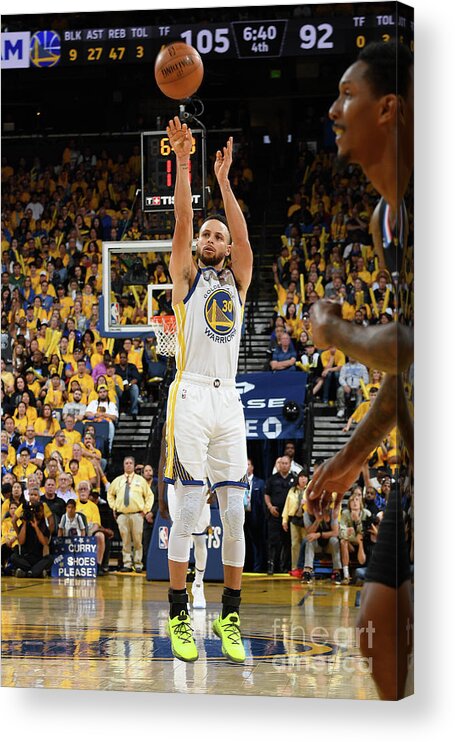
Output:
[159, 526, 169, 549]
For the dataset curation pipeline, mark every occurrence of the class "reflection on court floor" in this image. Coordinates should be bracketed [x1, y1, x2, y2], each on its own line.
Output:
[1, 575, 379, 699]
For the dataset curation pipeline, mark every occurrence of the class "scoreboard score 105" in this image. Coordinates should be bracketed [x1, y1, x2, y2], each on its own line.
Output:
[46, 13, 413, 66]
[141, 130, 207, 213]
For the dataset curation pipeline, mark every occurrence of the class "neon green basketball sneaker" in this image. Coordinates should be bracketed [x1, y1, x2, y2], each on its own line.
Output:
[212, 612, 246, 663]
[167, 610, 198, 663]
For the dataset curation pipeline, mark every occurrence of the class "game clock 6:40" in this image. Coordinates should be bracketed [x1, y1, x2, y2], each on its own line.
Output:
[232, 20, 288, 58]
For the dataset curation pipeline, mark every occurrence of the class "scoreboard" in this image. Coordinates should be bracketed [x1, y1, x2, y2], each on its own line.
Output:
[141, 129, 207, 213]
[2, 11, 414, 70]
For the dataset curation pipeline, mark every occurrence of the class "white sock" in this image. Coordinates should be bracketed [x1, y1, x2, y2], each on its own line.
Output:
[343, 566, 350, 578]
[194, 568, 205, 587]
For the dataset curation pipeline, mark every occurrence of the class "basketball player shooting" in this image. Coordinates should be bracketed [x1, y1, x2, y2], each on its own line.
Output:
[164, 116, 253, 663]
[305, 41, 414, 700]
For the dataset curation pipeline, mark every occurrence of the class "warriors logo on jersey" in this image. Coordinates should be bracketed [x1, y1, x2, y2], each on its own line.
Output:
[204, 288, 236, 337]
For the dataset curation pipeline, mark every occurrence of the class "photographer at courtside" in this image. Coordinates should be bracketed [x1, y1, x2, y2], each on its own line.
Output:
[10, 497, 54, 578]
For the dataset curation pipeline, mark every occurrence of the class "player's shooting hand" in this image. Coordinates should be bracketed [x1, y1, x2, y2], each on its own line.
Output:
[306, 450, 363, 515]
[214, 136, 233, 182]
[309, 299, 342, 348]
[167, 117, 193, 160]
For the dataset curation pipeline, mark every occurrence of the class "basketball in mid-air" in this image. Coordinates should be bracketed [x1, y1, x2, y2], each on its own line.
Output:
[154, 42, 204, 100]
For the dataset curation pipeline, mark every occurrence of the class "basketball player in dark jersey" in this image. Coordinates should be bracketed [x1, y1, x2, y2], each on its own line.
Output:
[306, 41, 414, 699]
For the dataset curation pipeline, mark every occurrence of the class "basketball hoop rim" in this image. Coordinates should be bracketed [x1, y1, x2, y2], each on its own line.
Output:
[150, 315, 176, 330]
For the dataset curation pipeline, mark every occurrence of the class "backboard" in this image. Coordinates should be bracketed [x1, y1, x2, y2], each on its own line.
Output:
[100, 239, 177, 338]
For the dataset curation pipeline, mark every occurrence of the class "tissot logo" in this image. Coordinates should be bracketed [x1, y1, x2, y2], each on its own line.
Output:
[145, 195, 201, 206]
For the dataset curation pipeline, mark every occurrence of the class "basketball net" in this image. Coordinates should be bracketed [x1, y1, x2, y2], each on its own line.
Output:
[150, 315, 177, 356]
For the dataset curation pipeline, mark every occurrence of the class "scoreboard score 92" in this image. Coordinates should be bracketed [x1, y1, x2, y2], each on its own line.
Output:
[3, 11, 413, 70]
[141, 129, 207, 213]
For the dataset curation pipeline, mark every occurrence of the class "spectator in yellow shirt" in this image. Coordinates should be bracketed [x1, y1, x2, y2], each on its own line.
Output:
[80, 430, 109, 491]
[75, 480, 108, 574]
[88, 340, 105, 369]
[353, 256, 372, 286]
[12, 401, 30, 436]
[45, 429, 74, 468]
[24, 367, 43, 400]
[81, 283, 98, 318]
[1, 481, 26, 520]
[343, 387, 379, 433]
[12, 448, 38, 484]
[61, 414, 82, 445]
[1, 433, 17, 469]
[70, 360, 95, 398]
[21, 392, 38, 426]
[1, 501, 19, 571]
[44, 372, 66, 413]
[284, 303, 304, 340]
[1, 358, 15, 394]
[68, 443, 97, 487]
[35, 403, 61, 438]
[312, 346, 346, 404]
[365, 369, 384, 398]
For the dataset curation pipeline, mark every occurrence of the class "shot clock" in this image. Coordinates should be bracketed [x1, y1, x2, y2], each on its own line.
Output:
[141, 129, 207, 213]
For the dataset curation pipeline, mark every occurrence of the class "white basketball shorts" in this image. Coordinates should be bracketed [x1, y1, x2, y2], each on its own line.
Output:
[164, 371, 248, 490]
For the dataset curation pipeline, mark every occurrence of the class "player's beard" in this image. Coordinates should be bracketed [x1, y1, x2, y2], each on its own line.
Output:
[197, 246, 224, 268]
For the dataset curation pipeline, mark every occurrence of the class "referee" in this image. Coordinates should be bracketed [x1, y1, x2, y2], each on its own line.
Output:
[107, 455, 154, 573]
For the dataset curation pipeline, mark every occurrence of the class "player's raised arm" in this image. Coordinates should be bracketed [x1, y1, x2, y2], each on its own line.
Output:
[214, 136, 253, 299]
[309, 300, 413, 374]
[167, 116, 197, 297]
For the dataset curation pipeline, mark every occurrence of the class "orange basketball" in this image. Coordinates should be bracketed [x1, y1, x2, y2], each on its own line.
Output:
[154, 42, 204, 100]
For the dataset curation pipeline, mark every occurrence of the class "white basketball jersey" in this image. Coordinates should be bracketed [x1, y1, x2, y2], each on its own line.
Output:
[173, 267, 243, 379]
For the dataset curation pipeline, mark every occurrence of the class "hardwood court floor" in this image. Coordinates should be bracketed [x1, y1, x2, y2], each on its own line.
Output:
[1, 573, 379, 699]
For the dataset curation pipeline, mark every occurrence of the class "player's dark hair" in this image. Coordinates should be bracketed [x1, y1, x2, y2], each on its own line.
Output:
[358, 40, 413, 99]
[200, 214, 232, 243]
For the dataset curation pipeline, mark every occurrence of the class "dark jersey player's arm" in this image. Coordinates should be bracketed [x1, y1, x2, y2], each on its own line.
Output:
[310, 300, 413, 374]
[307, 374, 398, 501]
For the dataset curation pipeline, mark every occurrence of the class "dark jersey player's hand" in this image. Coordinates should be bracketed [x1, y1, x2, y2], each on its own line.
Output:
[309, 300, 342, 349]
[306, 450, 364, 514]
